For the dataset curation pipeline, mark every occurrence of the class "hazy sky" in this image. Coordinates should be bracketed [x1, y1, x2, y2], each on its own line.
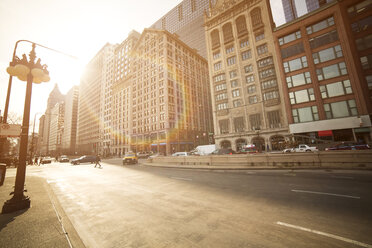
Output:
[0, 0, 284, 129]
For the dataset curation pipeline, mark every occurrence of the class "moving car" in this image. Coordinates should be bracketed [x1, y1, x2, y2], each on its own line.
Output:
[283, 144, 318, 153]
[325, 142, 371, 151]
[123, 153, 138, 165]
[137, 152, 151, 159]
[171, 152, 189, 157]
[71, 155, 97, 165]
[211, 149, 236, 155]
[236, 144, 258, 154]
[59, 155, 69, 162]
[40, 157, 52, 164]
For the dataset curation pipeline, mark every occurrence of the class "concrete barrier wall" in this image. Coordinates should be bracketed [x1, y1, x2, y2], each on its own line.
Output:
[149, 151, 372, 168]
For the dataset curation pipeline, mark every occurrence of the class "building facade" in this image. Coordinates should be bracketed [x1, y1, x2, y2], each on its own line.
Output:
[150, 0, 215, 58]
[205, 0, 289, 151]
[61, 86, 79, 154]
[273, 0, 372, 144]
[77, 43, 116, 155]
[48, 102, 65, 155]
[282, 0, 334, 23]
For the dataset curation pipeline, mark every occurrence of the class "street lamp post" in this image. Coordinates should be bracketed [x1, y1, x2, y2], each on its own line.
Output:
[2, 43, 50, 214]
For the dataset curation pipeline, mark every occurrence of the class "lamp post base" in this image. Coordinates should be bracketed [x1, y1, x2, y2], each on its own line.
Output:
[2, 195, 30, 214]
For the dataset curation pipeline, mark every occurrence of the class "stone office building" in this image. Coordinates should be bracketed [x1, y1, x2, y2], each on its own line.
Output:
[204, 0, 289, 151]
[273, 0, 372, 144]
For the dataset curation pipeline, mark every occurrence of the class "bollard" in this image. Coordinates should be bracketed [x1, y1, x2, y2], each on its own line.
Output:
[0, 163, 6, 186]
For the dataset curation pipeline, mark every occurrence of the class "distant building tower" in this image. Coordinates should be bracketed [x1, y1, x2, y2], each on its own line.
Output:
[77, 43, 116, 155]
[40, 84, 64, 155]
[62, 86, 79, 155]
[282, 0, 334, 23]
[49, 102, 65, 155]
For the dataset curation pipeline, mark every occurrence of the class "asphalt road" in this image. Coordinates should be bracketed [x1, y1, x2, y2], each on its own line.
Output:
[13, 160, 372, 248]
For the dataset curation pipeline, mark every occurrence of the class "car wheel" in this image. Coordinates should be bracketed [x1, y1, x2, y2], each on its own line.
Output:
[306, 150, 311, 152]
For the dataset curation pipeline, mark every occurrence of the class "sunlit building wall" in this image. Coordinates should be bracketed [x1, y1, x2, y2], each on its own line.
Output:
[48, 102, 65, 155]
[62, 86, 79, 154]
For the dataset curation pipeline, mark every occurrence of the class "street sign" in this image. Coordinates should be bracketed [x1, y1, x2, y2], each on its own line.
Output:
[0, 124, 21, 137]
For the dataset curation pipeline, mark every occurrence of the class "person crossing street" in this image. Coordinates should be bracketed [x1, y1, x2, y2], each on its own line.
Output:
[94, 155, 102, 168]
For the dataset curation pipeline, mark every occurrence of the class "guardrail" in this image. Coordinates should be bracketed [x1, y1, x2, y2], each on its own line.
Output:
[147, 151, 372, 168]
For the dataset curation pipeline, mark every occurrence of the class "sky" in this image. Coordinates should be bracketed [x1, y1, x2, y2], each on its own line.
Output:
[0, 0, 285, 130]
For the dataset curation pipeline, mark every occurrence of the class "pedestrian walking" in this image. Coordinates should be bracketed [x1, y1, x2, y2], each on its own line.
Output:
[94, 155, 102, 168]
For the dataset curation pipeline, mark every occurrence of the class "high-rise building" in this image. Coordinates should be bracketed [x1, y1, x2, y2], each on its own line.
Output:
[62, 86, 79, 154]
[204, 0, 289, 151]
[40, 84, 64, 155]
[282, 0, 334, 23]
[111, 29, 213, 155]
[77, 43, 116, 154]
[48, 102, 65, 155]
[273, 0, 372, 144]
[150, 0, 214, 58]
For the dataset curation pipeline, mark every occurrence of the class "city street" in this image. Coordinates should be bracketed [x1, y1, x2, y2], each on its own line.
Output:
[5, 160, 372, 248]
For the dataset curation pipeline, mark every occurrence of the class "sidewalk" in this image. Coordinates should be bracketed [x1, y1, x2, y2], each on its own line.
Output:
[0, 175, 85, 248]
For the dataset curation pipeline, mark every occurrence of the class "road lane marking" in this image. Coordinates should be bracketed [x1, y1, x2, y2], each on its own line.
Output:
[331, 175, 354, 179]
[291, 189, 360, 199]
[276, 221, 372, 248]
[170, 177, 193, 181]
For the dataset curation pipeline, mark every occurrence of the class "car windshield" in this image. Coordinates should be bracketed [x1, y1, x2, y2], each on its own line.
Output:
[125, 154, 136, 157]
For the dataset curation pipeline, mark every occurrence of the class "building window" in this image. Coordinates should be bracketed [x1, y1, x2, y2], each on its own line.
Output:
[255, 32, 265, 42]
[233, 99, 243, 107]
[264, 90, 279, 101]
[240, 38, 249, 48]
[309, 30, 339, 49]
[223, 23, 234, 43]
[215, 83, 227, 92]
[227, 56, 236, 66]
[289, 88, 315, 104]
[286, 72, 312, 89]
[267, 110, 281, 128]
[258, 57, 273, 68]
[257, 44, 268, 56]
[351, 16, 372, 33]
[324, 100, 358, 119]
[161, 18, 166, 29]
[249, 95, 258, 104]
[313, 45, 343, 64]
[292, 106, 319, 123]
[347, 0, 372, 17]
[216, 93, 228, 101]
[366, 75, 372, 89]
[250, 8, 262, 28]
[219, 119, 229, 134]
[211, 30, 220, 48]
[229, 70, 237, 78]
[178, 4, 183, 21]
[261, 79, 277, 90]
[316, 62, 347, 81]
[279, 30, 301, 45]
[236, 16, 248, 35]
[226, 45, 234, 54]
[213, 50, 221, 60]
[249, 114, 261, 130]
[217, 102, 228, 110]
[306, 16, 335, 34]
[214, 62, 222, 71]
[241, 50, 252, 60]
[214, 74, 226, 83]
[247, 85, 256, 94]
[259, 68, 275, 79]
[319, 80, 353, 98]
[234, 117, 245, 132]
[355, 34, 372, 51]
[244, 64, 253, 73]
[232, 89, 240, 98]
[246, 74, 255, 84]
[231, 79, 239, 88]
[281, 42, 304, 59]
[191, 0, 196, 12]
[360, 55, 372, 70]
[283, 56, 308, 72]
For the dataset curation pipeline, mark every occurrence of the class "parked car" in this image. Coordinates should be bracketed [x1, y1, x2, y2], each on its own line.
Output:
[40, 157, 52, 164]
[211, 149, 236, 155]
[59, 155, 69, 162]
[236, 144, 258, 154]
[171, 152, 189, 157]
[71, 155, 97, 165]
[325, 142, 371, 151]
[137, 152, 151, 159]
[123, 153, 138, 165]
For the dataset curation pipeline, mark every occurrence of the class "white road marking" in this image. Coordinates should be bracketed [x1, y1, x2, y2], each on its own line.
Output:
[331, 175, 354, 179]
[170, 177, 193, 181]
[276, 221, 372, 248]
[291, 189, 360, 199]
